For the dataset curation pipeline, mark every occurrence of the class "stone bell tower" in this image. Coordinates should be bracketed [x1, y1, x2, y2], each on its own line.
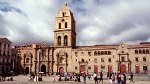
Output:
[54, 3, 76, 48]
[53, 3, 76, 73]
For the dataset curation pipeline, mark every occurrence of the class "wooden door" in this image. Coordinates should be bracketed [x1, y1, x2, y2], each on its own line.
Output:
[135, 65, 140, 73]
[121, 64, 126, 74]
[59, 67, 64, 74]
[108, 65, 112, 73]
[41, 65, 46, 74]
[94, 65, 98, 73]
[25, 67, 29, 74]
[80, 65, 85, 73]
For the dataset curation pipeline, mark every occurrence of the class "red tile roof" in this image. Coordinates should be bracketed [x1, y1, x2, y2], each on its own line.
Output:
[74, 45, 118, 50]
[74, 43, 150, 50]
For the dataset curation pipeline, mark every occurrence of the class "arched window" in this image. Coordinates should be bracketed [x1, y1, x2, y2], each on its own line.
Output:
[146, 49, 149, 54]
[65, 22, 67, 28]
[62, 12, 65, 17]
[0, 42, 1, 47]
[57, 36, 61, 46]
[94, 51, 97, 56]
[101, 51, 104, 55]
[75, 66, 78, 70]
[105, 51, 107, 55]
[26, 58, 29, 63]
[88, 66, 91, 70]
[139, 49, 142, 53]
[59, 23, 61, 29]
[64, 35, 68, 46]
[98, 51, 101, 55]
[135, 50, 138, 54]
[143, 57, 146, 61]
[143, 49, 146, 54]
[59, 57, 64, 63]
[81, 59, 85, 62]
[121, 57, 125, 61]
[108, 51, 111, 55]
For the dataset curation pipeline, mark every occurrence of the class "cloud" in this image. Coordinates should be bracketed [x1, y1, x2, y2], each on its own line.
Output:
[0, 0, 150, 46]
[0, 14, 9, 36]
[0, 0, 59, 45]
[71, 0, 150, 45]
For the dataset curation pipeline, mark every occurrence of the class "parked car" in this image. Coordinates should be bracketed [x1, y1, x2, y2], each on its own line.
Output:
[5, 71, 14, 81]
[38, 72, 44, 81]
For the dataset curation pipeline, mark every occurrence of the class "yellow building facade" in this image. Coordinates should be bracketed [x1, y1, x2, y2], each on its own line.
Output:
[15, 4, 150, 75]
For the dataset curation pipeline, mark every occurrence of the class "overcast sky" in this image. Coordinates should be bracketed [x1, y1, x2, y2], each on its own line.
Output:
[0, 0, 150, 46]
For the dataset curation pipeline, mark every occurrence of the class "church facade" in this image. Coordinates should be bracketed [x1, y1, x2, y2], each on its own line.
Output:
[15, 4, 150, 75]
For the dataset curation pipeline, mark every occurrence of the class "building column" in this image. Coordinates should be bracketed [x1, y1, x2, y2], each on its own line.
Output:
[47, 48, 50, 74]
[24, 55, 26, 74]
[118, 54, 121, 72]
[56, 53, 59, 73]
[65, 53, 68, 72]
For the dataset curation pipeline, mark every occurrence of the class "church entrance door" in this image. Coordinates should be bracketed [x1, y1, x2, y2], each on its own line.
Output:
[59, 67, 64, 74]
[108, 65, 112, 73]
[80, 65, 85, 73]
[25, 67, 29, 74]
[41, 65, 46, 74]
[121, 64, 126, 74]
[94, 65, 98, 73]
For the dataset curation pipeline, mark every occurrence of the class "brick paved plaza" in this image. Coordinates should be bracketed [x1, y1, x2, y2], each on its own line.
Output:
[0, 75, 150, 84]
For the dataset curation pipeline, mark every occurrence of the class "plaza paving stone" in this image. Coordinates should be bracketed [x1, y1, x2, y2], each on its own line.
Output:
[0, 75, 150, 84]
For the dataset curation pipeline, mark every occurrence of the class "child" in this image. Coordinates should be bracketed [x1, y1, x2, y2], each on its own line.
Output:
[52, 76, 55, 82]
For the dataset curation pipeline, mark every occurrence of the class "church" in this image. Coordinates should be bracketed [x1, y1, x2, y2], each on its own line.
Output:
[15, 3, 150, 75]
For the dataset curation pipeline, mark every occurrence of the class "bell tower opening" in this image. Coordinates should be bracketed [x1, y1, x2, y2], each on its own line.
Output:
[59, 23, 61, 29]
[65, 22, 67, 28]
[64, 35, 68, 46]
[57, 36, 61, 46]
[62, 12, 65, 17]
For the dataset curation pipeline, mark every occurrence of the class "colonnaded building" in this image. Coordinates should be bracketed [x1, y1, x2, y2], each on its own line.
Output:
[15, 4, 150, 75]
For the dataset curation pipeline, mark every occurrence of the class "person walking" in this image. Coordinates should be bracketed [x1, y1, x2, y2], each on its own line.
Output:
[99, 72, 103, 83]
[64, 72, 67, 81]
[94, 72, 98, 84]
[88, 74, 91, 80]
[83, 72, 86, 83]
[107, 72, 109, 80]
[130, 72, 134, 83]
[52, 76, 55, 83]
[118, 73, 121, 84]
[109, 73, 112, 83]
[77, 73, 81, 82]
[111, 73, 115, 83]
[121, 73, 126, 84]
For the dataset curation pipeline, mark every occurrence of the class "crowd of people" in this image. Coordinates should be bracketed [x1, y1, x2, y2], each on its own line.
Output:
[26, 71, 135, 84]
[0, 70, 135, 84]
[92, 72, 134, 84]
[0, 71, 14, 81]
[53, 71, 134, 84]
[93, 72, 134, 84]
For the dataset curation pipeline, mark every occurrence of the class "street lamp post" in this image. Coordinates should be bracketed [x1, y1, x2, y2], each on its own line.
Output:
[113, 54, 116, 76]
[35, 49, 42, 82]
